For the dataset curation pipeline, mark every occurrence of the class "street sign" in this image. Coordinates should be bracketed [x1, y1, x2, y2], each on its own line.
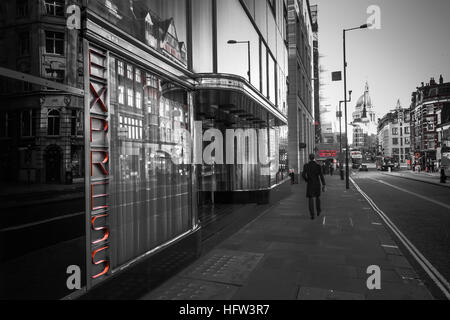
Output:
[332, 71, 342, 81]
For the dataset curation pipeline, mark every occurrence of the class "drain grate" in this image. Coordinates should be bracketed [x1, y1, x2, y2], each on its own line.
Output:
[144, 278, 238, 300]
[181, 250, 264, 286]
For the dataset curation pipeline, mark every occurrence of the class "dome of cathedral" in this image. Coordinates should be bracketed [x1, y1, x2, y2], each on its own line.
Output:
[356, 83, 373, 110]
[355, 93, 372, 109]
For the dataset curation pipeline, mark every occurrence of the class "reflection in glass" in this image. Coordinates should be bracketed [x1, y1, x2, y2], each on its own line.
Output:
[89, 0, 188, 67]
[0, 6, 86, 297]
[109, 56, 193, 268]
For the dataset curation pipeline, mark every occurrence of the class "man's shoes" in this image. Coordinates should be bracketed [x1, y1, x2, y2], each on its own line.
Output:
[310, 216, 315, 220]
[317, 211, 321, 217]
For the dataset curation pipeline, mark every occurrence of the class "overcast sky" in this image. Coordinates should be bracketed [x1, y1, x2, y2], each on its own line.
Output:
[314, 0, 450, 139]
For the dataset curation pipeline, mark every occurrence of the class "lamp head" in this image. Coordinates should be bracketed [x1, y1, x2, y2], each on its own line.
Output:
[360, 23, 371, 29]
[227, 40, 237, 44]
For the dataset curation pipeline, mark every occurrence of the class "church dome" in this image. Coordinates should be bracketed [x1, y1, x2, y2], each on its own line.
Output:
[355, 82, 372, 109]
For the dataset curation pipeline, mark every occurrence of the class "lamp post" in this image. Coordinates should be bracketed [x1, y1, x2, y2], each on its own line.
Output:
[338, 90, 352, 180]
[343, 23, 370, 189]
[227, 40, 251, 83]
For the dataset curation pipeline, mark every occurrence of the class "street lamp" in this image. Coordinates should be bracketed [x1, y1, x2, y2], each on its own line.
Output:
[343, 23, 370, 189]
[338, 90, 352, 180]
[227, 40, 251, 83]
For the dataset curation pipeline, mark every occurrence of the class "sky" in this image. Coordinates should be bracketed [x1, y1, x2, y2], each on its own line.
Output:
[314, 0, 450, 141]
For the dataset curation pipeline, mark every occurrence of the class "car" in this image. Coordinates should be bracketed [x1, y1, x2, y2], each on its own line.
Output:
[359, 165, 368, 172]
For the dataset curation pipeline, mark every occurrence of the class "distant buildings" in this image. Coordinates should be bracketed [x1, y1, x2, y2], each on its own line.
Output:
[287, 0, 315, 178]
[310, 4, 321, 144]
[378, 100, 411, 164]
[352, 82, 378, 154]
[410, 75, 450, 168]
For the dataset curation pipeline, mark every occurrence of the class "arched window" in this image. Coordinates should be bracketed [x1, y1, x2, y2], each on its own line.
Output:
[47, 109, 60, 136]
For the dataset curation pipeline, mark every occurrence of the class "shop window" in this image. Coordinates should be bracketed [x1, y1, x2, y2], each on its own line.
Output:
[47, 109, 60, 136]
[45, 31, 64, 55]
[44, 0, 64, 17]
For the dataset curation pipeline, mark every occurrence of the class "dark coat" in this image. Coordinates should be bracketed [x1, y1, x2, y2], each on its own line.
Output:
[302, 161, 326, 198]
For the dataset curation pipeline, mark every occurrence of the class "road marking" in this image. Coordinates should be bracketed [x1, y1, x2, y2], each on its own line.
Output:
[351, 177, 450, 300]
[0, 212, 84, 233]
[349, 218, 354, 227]
[371, 178, 450, 210]
[322, 217, 326, 226]
[381, 244, 399, 249]
[372, 222, 382, 226]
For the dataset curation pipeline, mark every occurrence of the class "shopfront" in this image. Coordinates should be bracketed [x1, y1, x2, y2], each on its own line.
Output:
[82, 0, 200, 295]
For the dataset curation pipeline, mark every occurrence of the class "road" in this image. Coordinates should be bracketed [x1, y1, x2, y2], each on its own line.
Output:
[351, 167, 450, 299]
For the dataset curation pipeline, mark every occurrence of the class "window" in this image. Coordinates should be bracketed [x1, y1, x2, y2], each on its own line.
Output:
[45, 31, 64, 55]
[118, 61, 124, 76]
[120, 116, 142, 140]
[392, 128, 398, 135]
[135, 69, 141, 83]
[47, 109, 60, 136]
[71, 110, 83, 136]
[44, 0, 64, 17]
[21, 110, 35, 137]
[404, 127, 410, 134]
[393, 138, 399, 145]
[45, 68, 65, 83]
[127, 65, 133, 80]
[405, 137, 411, 145]
[127, 88, 134, 107]
[0, 112, 10, 138]
[18, 32, 30, 56]
[135, 92, 142, 109]
[118, 86, 124, 104]
[16, 0, 28, 18]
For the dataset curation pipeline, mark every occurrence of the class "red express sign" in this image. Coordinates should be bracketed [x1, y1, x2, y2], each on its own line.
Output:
[319, 150, 338, 158]
[88, 47, 110, 284]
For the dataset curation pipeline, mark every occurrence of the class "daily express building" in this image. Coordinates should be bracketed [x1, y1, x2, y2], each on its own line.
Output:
[0, 0, 290, 299]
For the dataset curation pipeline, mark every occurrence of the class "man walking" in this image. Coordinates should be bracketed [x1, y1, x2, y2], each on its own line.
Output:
[302, 154, 326, 220]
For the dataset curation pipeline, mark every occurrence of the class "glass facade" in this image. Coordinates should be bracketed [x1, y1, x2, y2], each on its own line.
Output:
[108, 56, 194, 269]
[89, 0, 189, 67]
[0, 0, 86, 299]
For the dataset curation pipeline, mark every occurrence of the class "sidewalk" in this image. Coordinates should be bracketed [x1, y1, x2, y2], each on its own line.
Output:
[382, 170, 450, 188]
[142, 175, 434, 300]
